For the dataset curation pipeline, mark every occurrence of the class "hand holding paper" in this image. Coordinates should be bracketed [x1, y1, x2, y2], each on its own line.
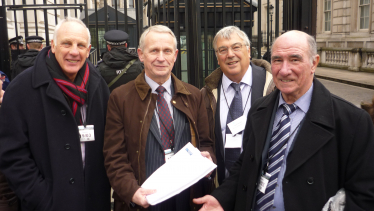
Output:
[141, 142, 217, 206]
[132, 188, 157, 208]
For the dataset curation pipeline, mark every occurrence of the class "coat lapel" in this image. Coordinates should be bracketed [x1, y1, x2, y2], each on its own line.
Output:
[214, 81, 224, 158]
[285, 79, 335, 177]
[251, 62, 266, 105]
[250, 90, 279, 162]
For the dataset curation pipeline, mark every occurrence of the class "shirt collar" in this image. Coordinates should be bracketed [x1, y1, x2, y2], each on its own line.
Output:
[144, 74, 172, 96]
[221, 64, 252, 92]
[278, 83, 314, 114]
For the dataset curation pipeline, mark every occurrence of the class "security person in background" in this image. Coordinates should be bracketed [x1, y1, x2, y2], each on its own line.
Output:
[97, 30, 143, 92]
[8, 36, 25, 79]
[9, 36, 24, 51]
[12, 35, 44, 79]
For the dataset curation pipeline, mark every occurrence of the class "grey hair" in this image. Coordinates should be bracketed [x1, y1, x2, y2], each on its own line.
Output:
[213, 26, 251, 50]
[138, 25, 177, 50]
[271, 30, 317, 64]
[53, 17, 91, 47]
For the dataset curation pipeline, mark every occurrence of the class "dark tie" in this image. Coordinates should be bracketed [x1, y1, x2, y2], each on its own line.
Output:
[255, 103, 297, 211]
[156, 86, 175, 150]
[224, 83, 243, 171]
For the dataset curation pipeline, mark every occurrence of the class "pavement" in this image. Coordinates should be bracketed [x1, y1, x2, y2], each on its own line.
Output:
[315, 66, 374, 90]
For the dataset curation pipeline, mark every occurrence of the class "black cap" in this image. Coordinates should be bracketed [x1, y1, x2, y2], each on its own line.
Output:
[26, 35, 44, 43]
[104, 30, 129, 46]
[9, 36, 24, 45]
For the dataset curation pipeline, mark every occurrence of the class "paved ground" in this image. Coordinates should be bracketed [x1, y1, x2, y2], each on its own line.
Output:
[319, 78, 374, 107]
[315, 67, 374, 90]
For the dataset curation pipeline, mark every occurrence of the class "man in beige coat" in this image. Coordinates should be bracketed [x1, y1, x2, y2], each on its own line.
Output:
[201, 26, 274, 186]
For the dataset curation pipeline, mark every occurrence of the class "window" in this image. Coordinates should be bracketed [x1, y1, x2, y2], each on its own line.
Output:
[359, 0, 370, 29]
[324, 0, 331, 31]
[129, 0, 134, 8]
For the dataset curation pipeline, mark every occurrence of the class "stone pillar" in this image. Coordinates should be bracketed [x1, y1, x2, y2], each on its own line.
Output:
[348, 48, 361, 72]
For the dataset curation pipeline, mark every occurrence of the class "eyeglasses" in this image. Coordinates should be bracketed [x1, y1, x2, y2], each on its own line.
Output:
[216, 43, 247, 55]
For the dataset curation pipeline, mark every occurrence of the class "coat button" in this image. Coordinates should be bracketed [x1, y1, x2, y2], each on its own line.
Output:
[250, 154, 254, 161]
[69, 178, 75, 184]
[65, 144, 71, 150]
[172, 100, 176, 104]
[242, 185, 247, 191]
[61, 110, 66, 116]
[307, 177, 314, 185]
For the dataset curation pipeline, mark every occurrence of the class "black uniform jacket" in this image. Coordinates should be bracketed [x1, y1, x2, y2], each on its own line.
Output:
[12, 49, 39, 79]
[97, 46, 143, 92]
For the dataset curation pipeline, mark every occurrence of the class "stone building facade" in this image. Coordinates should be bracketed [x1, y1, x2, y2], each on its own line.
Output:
[316, 0, 374, 48]
[316, 0, 374, 72]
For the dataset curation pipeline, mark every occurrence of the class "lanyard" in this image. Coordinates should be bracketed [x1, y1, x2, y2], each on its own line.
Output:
[221, 83, 252, 122]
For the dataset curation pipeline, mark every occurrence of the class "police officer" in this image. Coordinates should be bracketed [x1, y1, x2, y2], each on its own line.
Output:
[97, 30, 143, 92]
[12, 35, 44, 79]
[9, 36, 24, 51]
[8, 36, 25, 79]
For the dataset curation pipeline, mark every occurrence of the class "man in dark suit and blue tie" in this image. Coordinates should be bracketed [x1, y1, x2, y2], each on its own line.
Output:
[201, 26, 274, 186]
[103, 25, 216, 211]
[194, 30, 374, 210]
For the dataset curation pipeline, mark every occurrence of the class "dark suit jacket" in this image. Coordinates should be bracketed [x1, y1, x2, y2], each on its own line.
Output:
[144, 86, 192, 211]
[0, 47, 111, 211]
[212, 78, 374, 211]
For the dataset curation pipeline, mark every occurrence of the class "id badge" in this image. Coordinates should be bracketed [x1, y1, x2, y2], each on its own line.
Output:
[78, 125, 95, 142]
[225, 133, 243, 148]
[258, 172, 271, 194]
[164, 149, 175, 163]
[227, 115, 247, 135]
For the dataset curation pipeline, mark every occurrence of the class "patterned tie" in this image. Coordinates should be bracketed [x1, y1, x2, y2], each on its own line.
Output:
[156, 86, 175, 150]
[255, 103, 297, 211]
[224, 83, 243, 171]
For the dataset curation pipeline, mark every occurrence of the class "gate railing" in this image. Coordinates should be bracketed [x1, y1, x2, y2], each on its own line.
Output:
[1, 0, 282, 88]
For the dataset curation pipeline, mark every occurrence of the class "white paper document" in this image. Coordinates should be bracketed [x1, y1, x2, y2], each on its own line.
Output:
[141, 142, 217, 205]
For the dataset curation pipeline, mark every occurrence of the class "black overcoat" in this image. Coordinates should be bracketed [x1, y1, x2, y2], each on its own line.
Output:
[0, 47, 111, 211]
[212, 78, 374, 210]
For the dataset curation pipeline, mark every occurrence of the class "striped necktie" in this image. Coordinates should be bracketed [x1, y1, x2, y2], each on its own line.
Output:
[255, 103, 297, 211]
[156, 86, 175, 150]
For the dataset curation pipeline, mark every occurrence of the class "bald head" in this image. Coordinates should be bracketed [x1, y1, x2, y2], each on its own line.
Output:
[272, 30, 317, 65]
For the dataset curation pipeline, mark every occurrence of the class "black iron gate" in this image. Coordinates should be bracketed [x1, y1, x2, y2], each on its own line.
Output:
[0, 0, 287, 88]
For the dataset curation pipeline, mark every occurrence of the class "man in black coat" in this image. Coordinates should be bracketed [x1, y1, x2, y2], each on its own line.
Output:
[0, 17, 111, 211]
[12, 35, 44, 79]
[194, 30, 374, 210]
[97, 29, 143, 92]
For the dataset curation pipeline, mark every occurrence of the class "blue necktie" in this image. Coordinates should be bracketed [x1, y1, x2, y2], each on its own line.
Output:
[224, 83, 243, 171]
[255, 103, 297, 211]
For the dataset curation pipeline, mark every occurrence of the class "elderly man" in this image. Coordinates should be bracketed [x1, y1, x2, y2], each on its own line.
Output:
[0, 17, 111, 211]
[12, 35, 44, 79]
[201, 26, 273, 186]
[97, 30, 143, 92]
[194, 30, 374, 210]
[104, 25, 215, 211]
